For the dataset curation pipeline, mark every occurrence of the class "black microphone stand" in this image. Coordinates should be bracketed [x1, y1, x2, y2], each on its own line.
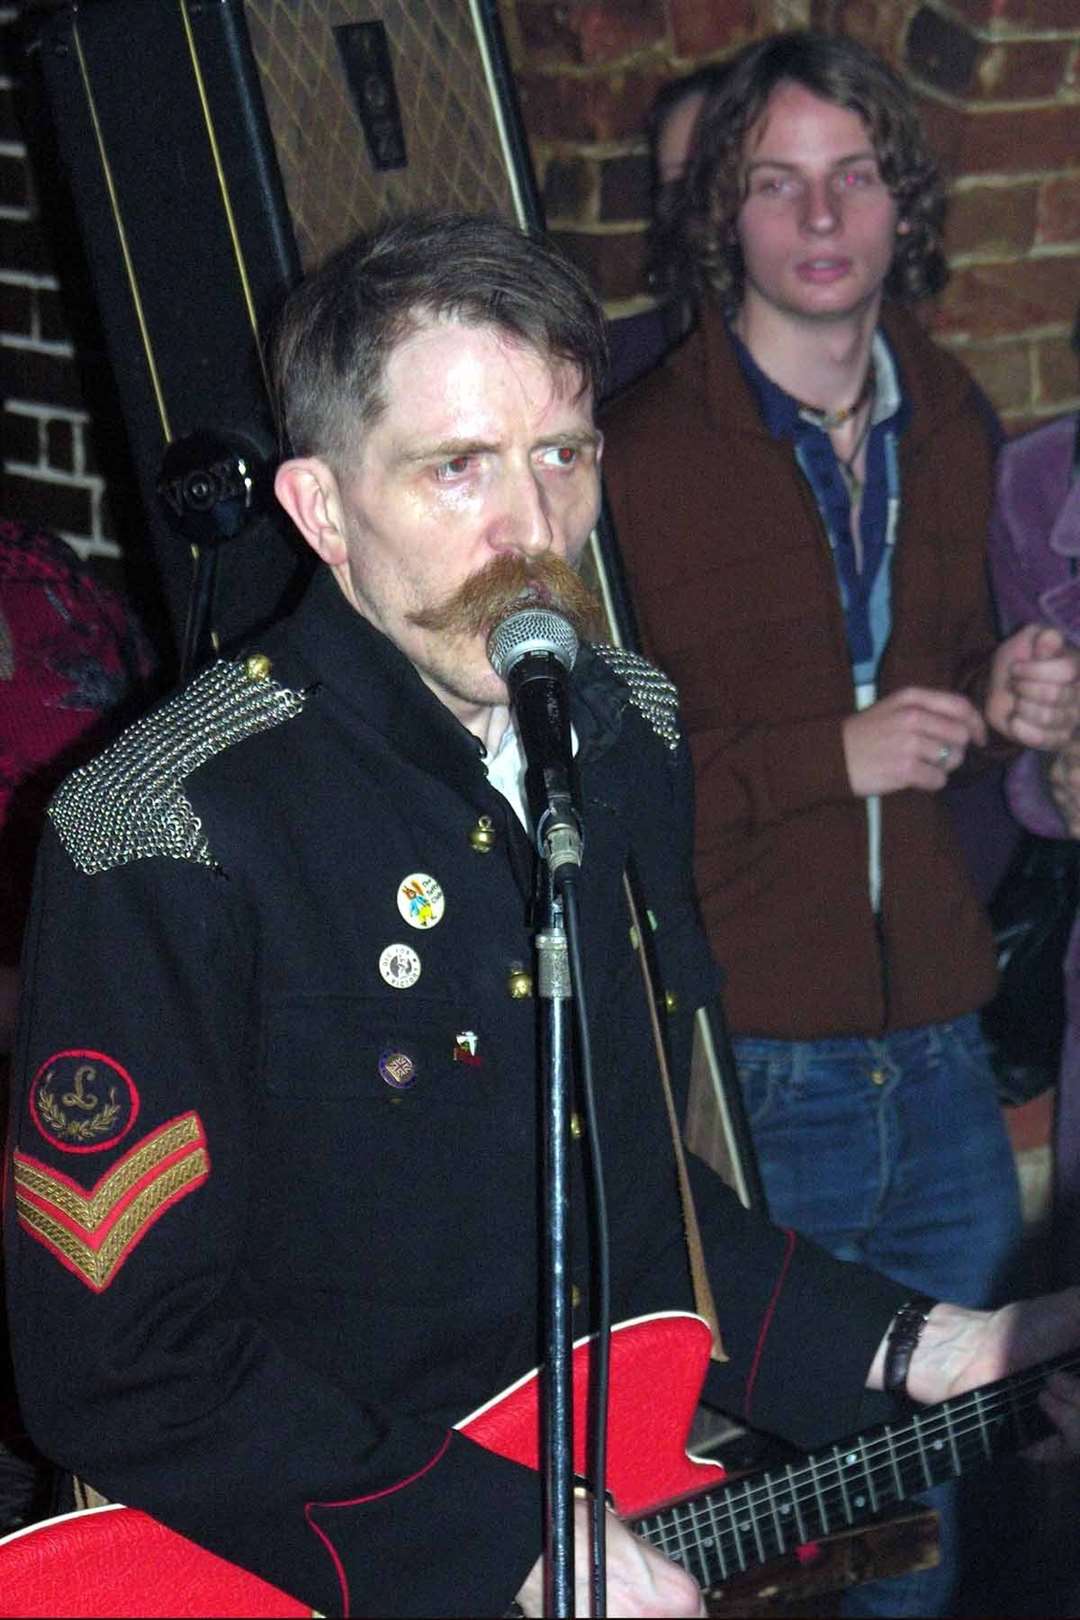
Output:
[536, 869, 576, 1617]
[533, 762, 585, 1618]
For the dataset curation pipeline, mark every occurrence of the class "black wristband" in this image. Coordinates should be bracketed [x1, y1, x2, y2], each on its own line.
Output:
[883, 1294, 937, 1397]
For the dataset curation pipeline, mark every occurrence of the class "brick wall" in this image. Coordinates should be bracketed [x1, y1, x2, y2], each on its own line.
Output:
[502, 0, 1080, 432]
[0, 3, 132, 564]
[0, 1, 1076, 559]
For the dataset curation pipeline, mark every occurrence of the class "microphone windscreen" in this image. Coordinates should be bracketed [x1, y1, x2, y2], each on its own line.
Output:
[487, 606, 579, 679]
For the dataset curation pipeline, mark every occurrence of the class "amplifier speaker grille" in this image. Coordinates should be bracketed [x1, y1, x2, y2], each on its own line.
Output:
[243, 1, 516, 268]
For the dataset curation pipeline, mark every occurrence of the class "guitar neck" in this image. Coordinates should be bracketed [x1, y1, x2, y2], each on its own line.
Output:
[629, 1350, 1077, 1593]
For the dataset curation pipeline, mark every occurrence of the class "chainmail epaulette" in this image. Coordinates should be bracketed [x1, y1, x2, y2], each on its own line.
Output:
[49, 657, 306, 875]
[591, 643, 681, 751]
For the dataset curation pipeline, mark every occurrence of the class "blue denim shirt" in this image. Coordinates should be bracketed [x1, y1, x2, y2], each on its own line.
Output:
[730, 327, 908, 690]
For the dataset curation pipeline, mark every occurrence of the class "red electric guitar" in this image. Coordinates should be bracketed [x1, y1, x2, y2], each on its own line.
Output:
[0, 1310, 1072, 1617]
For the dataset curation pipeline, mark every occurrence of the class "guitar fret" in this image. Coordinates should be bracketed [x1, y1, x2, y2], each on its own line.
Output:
[763, 1467, 786, 1560]
[973, 1387, 994, 1463]
[859, 1437, 879, 1516]
[832, 1443, 854, 1524]
[736, 1475, 768, 1568]
[883, 1424, 904, 1502]
[1005, 1374, 1032, 1451]
[611, 1329, 1078, 1608]
[703, 1487, 728, 1586]
[722, 1484, 748, 1572]
[911, 1409, 934, 1490]
[785, 1462, 808, 1544]
[808, 1452, 831, 1537]
[668, 1501, 689, 1575]
[943, 1402, 963, 1479]
[839, 1441, 874, 1521]
[679, 1499, 712, 1590]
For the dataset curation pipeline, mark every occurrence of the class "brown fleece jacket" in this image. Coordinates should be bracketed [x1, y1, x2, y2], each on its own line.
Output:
[601, 301, 1008, 1039]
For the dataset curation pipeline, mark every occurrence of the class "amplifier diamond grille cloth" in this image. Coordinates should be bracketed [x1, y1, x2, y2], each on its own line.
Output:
[243, 0, 516, 267]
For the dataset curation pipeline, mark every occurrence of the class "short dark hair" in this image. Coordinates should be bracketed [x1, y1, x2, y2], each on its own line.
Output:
[270, 213, 609, 467]
[661, 31, 947, 314]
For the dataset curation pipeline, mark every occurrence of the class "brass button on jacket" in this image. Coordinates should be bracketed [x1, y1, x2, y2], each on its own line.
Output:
[506, 966, 533, 999]
[469, 815, 496, 853]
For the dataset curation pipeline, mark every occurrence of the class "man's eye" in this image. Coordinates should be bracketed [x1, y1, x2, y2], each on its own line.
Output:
[838, 167, 878, 189]
[539, 445, 578, 468]
[435, 455, 472, 479]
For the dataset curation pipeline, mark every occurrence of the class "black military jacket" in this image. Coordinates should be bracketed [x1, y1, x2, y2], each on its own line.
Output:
[6, 570, 904, 1616]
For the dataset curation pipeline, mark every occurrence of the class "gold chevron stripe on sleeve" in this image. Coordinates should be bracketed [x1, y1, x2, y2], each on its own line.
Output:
[15, 1112, 203, 1233]
[13, 1112, 210, 1292]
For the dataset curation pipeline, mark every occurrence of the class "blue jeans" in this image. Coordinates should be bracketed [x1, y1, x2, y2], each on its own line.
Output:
[734, 1014, 1024, 1617]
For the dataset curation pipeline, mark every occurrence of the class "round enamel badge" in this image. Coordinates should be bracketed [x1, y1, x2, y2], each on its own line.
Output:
[379, 943, 422, 989]
[29, 1049, 140, 1155]
[397, 873, 445, 930]
[378, 1049, 418, 1091]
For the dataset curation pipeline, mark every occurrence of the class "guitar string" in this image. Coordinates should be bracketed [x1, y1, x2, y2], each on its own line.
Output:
[642, 1398, 1049, 1575]
[643, 1394, 1043, 1565]
[636, 1354, 1078, 1570]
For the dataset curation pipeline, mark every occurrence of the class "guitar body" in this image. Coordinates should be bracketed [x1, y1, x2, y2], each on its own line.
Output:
[457, 1310, 726, 1517]
[0, 1503, 312, 1619]
[1, 1311, 1059, 1612]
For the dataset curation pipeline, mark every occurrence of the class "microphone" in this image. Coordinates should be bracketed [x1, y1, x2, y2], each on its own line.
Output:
[487, 605, 583, 876]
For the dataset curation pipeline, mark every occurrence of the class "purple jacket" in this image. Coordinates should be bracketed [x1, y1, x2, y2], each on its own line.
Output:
[989, 413, 1080, 1230]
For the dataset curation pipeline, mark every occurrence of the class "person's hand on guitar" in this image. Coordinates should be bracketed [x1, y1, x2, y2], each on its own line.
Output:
[515, 1499, 705, 1617]
[869, 1284, 1080, 1459]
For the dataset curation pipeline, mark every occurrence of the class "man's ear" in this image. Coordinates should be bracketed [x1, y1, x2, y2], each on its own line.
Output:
[274, 457, 348, 566]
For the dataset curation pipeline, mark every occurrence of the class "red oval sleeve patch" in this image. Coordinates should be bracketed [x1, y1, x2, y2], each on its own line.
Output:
[29, 1049, 140, 1155]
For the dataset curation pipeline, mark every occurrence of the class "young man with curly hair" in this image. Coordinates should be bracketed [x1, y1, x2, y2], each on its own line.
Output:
[602, 32, 1080, 1615]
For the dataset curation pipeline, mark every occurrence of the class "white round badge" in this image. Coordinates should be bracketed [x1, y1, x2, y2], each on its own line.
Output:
[397, 873, 445, 930]
[379, 943, 422, 989]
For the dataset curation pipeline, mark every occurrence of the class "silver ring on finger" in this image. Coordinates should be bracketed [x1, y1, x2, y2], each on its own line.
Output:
[937, 744, 951, 768]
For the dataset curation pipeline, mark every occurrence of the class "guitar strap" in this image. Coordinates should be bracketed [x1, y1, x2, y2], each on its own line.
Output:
[622, 873, 726, 1362]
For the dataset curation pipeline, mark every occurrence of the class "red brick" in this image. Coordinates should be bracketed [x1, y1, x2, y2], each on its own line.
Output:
[972, 40, 1072, 102]
[578, 1, 666, 63]
[0, 212, 56, 277]
[37, 285, 70, 345]
[517, 70, 664, 143]
[543, 156, 594, 223]
[549, 227, 647, 301]
[515, 3, 579, 59]
[1034, 335, 1080, 407]
[668, 0, 754, 57]
[944, 184, 1037, 259]
[0, 278, 33, 340]
[0, 84, 21, 142]
[598, 152, 652, 222]
[1037, 177, 1080, 248]
[915, 97, 968, 181]
[949, 0, 1080, 24]
[2, 470, 91, 537]
[517, 2, 665, 66]
[828, 2, 907, 62]
[932, 256, 1080, 339]
[0, 407, 40, 465]
[46, 417, 75, 474]
[951, 103, 1079, 177]
[0, 345, 86, 411]
[954, 339, 1032, 415]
